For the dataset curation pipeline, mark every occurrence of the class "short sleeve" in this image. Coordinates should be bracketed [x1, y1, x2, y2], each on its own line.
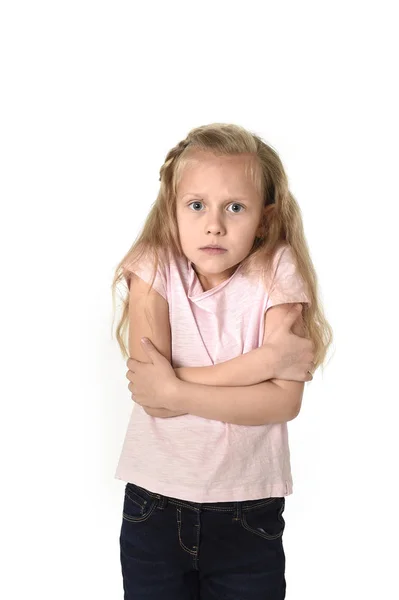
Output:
[266, 244, 311, 309]
[122, 250, 168, 301]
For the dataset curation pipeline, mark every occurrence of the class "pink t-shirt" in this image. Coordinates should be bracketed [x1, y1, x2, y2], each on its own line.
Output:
[114, 243, 310, 502]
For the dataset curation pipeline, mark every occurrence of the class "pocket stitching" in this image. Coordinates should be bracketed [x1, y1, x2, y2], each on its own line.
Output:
[123, 486, 157, 523]
[125, 489, 148, 509]
[240, 498, 285, 540]
[122, 498, 157, 523]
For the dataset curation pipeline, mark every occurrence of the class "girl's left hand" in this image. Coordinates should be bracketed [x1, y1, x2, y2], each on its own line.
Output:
[126, 338, 178, 410]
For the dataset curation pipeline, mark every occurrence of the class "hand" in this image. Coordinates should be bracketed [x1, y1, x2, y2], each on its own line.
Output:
[126, 338, 179, 410]
[264, 304, 316, 382]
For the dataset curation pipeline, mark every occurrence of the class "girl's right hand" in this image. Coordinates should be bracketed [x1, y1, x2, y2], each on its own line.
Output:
[264, 304, 316, 382]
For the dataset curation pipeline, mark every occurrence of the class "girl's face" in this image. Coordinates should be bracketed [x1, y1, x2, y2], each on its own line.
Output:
[176, 151, 264, 290]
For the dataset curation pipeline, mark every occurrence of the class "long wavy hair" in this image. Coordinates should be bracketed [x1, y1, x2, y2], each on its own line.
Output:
[111, 123, 333, 372]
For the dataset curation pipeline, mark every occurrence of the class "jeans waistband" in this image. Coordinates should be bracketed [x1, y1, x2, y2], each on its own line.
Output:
[132, 483, 283, 517]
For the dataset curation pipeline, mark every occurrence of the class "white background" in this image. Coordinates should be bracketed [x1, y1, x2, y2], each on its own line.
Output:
[1, 1, 398, 598]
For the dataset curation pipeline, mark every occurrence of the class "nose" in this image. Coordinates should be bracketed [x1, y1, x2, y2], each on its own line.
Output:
[205, 209, 227, 235]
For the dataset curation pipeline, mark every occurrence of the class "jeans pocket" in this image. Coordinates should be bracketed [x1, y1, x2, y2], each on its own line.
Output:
[122, 482, 159, 523]
[240, 497, 286, 540]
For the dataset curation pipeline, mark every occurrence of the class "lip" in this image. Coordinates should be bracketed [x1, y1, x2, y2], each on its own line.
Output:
[200, 247, 227, 255]
[200, 245, 227, 250]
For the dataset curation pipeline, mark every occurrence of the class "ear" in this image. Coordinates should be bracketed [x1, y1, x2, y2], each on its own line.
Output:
[255, 221, 265, 238]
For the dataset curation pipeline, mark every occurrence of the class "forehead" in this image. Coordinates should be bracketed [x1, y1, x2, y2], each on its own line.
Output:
[176, 151, 262, 197]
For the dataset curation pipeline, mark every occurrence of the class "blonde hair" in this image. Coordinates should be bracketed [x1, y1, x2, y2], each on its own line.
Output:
[111, 123, 333, 372]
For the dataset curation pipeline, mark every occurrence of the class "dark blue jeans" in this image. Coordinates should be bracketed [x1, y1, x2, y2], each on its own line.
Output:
[119, 482, 286, 599]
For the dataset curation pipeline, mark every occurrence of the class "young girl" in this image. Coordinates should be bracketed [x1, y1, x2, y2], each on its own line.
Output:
[111, 123, 333, 599]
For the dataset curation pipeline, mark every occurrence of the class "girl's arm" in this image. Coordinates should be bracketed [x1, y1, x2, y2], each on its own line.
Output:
[145, 303, 312, 420]
[145, 347, 276, 419]
[173, 344, 276, 387]
[128, 274, 182, 417]
[127, 274, 278, 420]
[127, 275, 309, 420]
[165, 303, 308, 425]
[172, 303, 309, 388]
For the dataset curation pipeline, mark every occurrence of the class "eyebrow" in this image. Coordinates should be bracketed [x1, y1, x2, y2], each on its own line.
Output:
[180, 193, 251, 202]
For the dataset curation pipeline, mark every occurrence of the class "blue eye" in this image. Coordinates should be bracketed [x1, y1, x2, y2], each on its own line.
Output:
[188, 201, 204, 211]
[228, 203, 245, 213]
[188, 201, 245, 213]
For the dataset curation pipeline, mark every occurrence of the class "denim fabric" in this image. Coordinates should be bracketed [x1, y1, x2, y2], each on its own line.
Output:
[119, 482, 286, 599]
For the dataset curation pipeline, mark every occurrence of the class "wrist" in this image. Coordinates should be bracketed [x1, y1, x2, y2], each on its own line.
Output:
[166, 377, 185, 411]
[242, 343, 276, 384]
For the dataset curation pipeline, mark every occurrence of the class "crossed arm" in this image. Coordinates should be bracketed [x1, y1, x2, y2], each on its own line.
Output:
[128, 274, 305, 426]
[157, 350, 299, 425]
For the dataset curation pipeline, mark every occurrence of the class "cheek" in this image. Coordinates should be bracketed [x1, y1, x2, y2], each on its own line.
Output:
[233, 224, 259, 249]
[176, 216, 190, 245]
[176, 210, 185, 227]
[176, 214, 191, 234]
[232, 219, 256, 237]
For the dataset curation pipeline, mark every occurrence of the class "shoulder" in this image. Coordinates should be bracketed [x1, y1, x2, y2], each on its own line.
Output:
[123, 246, 173, 300]
[239, 242, 292, 289]
[271, 242, 295, 270]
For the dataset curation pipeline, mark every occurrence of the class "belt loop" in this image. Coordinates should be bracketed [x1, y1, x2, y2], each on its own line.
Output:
[156, 493, 167, 510]
[234, 501, 242, 521]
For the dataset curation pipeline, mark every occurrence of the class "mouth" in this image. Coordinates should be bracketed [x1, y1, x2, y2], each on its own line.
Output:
[200, 246, 227, 254]
[199, 245, 227, 250]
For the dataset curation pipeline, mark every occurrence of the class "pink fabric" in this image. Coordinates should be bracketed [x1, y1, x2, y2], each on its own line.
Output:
[114, 243, 310, 502]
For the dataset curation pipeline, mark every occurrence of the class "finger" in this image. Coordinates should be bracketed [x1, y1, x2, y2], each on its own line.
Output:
[141, 338, 156, 352]
[140, 338, 157, 362]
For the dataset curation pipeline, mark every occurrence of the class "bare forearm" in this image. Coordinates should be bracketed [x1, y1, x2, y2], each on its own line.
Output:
[145, 345, 277, 420]
[169, 379, 296, 426]
[174, 345, 275, 387]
